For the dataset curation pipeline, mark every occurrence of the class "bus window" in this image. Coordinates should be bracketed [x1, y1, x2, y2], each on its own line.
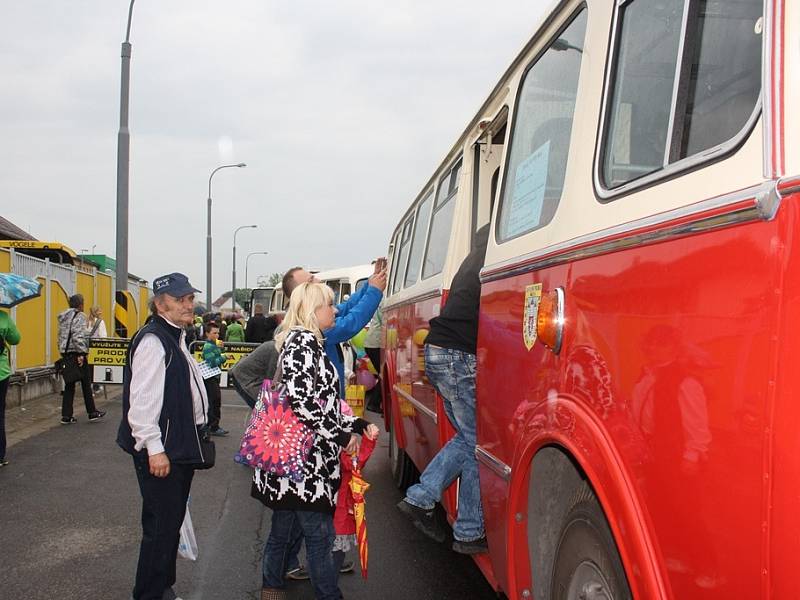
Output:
[249, 288, 274, 317]
[354, 277, 368, 293]
[601, 0, 762, 190]
[403, 189, 434, 288]
[391, 218, 414, 294]
[497, 10, 586, 242]
[422, 158, 462, 279]
[387, 231, 400, 296]
[472, 118, 506, 250]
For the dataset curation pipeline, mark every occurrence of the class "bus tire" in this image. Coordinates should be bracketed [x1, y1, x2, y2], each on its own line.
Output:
[389, 414, 414, 490]
[550, 482, 631, 600]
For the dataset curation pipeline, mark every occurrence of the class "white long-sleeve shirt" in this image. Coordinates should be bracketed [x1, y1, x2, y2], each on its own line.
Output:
[127, 316, 208, 455]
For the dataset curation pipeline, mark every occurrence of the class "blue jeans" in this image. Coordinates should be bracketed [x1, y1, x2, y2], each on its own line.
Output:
[262, 509, 341, 599]
[404, 345, 484, 542]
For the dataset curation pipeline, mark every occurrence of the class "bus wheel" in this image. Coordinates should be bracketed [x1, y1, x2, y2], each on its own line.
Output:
[551, 482, 631, 600]
[389, 415, 414, 490]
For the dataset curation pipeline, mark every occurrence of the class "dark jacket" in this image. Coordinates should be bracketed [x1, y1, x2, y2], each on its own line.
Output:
[229, 339, 280, 405]
[425, 225, 490, 355]
[245, 314, 277, 343]
[117, 316, 207, 465]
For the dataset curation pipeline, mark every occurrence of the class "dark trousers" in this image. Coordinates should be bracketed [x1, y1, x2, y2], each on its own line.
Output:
[62, 356, 97, 418]
[0, 377, 9, 460]
[364, 347, 382, 412]
[203, 375, 222, 430]
[132, 455, 194, 600]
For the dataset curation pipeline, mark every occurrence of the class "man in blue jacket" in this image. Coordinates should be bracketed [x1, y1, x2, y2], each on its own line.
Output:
[282, 261, 386, 396]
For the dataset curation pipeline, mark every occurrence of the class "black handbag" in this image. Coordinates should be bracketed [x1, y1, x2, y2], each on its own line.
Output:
[56, 355, 83, 384]
[56, 312, 84, 384]
[194, 426, 216, 470]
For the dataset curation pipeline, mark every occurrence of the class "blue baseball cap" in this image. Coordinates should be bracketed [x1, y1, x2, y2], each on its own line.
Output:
[152, 272, 201, 297]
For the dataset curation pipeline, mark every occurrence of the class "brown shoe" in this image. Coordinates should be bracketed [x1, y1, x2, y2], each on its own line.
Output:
[261, 588, 287, 600]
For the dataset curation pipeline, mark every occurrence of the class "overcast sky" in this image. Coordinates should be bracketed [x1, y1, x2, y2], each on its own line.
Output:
[0, 0, 547, 300]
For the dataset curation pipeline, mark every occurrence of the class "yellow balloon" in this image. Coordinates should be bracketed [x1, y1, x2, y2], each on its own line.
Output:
[413, 328, 429, 346]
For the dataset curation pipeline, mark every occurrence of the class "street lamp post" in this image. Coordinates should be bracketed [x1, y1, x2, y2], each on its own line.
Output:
[115, 0, 135, 327]
[206, 163, 246, 310]
[245, 251, 269, 289]
[232, 225, 258, 311]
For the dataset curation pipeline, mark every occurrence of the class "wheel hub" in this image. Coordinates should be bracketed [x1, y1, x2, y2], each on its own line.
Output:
[568, 561, 614, 600]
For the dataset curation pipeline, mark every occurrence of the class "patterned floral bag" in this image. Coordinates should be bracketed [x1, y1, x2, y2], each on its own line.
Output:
[234, 333, 316, 481]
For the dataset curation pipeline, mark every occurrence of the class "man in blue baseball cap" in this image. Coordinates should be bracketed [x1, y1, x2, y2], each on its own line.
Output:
[117, 272, 210, 600]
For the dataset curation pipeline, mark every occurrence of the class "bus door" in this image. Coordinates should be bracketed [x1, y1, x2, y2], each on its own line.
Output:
[477, 9, 588, 594]
[390, 200, 442, 472]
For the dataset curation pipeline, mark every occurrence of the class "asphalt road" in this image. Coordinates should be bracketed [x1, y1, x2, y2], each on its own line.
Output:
[0, 389, 497, 600]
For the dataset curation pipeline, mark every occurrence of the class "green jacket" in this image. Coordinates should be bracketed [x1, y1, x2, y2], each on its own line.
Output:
[202, 340, 227, 368]
[0, 311, 22, 381]
[225, 322, 245, 342]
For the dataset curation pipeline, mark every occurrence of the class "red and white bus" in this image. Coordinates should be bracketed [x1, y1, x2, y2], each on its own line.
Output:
[382, 1, 798, 598]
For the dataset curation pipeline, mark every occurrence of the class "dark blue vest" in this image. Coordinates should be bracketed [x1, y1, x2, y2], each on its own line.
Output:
[116, 316, 206, 464]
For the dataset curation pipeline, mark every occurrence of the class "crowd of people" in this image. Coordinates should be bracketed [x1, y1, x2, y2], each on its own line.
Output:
[115, 263, 389, 600]
[3, 246, 485, 600]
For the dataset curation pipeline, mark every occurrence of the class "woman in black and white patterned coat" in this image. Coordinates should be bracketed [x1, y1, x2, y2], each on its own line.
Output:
[255, 282, 370, 600]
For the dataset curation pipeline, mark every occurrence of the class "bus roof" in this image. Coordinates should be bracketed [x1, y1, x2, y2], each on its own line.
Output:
[315, 264, 372, 284]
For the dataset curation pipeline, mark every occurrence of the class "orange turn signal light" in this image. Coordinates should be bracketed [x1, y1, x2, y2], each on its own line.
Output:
[536, 288, 564, 354]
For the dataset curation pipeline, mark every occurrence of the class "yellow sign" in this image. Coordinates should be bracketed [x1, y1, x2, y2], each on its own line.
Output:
[523, 283, 542, 350]
[191, 341, 258, 371]
[88, 338, 130, 366]
[0, 240, 77, 257]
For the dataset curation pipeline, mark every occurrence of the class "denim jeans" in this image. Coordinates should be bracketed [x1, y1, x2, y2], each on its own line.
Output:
[404, 345, 484, 542]
[262, 509, 341, 599]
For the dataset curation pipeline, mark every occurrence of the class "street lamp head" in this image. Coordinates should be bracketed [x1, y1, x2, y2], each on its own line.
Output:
[236, 163, 247, 168]
[248, 224, 258, 229]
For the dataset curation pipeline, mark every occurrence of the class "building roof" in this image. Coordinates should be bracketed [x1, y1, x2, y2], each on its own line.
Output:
[0, 216, 36, 241]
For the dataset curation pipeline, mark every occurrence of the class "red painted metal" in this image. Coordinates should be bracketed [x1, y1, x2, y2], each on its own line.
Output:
[475, 188, 800, 599]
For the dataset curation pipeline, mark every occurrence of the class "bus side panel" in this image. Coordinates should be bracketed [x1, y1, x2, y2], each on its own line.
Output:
[398, 297, 444, 475]
[480, 211, 779, 598]
[385, 299, 441, 469]
[769, 189, 800, 599]
[477, 264, 570, 595]
[562, 216, 776, 598]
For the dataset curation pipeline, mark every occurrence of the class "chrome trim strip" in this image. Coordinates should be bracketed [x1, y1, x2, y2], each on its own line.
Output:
[482, 181, 777, 283]
[384, 287, 443, 311]
[476, 446, 512, 481]
[664, 0, 693, 168]
[394, 384, 437, 423]
[553, 287, 565, 355]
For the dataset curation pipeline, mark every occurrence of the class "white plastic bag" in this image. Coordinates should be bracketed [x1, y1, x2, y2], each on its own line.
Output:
[178, 505, 198, 561]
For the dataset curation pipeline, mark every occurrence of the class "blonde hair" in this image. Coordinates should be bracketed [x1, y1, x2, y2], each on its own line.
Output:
[275, 282, 334, 350]
[89, 305, 102, 323]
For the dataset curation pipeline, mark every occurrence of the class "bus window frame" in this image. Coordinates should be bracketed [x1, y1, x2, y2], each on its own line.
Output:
[471, 108, 508, 251]
[391, 217, 415, 295]
[403, 188, 435, 289]
[494, 7, 588, 245]
[421, 156, 463, 280]
[593, 0, 763, 202]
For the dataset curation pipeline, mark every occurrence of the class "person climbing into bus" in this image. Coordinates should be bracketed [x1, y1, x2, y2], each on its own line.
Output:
[397, 224, 490, 554]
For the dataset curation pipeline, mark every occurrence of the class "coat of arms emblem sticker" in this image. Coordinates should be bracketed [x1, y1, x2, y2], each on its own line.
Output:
[523, 283, 542, 351]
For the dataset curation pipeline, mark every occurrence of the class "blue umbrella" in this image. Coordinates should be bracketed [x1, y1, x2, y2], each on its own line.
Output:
[0, 272, 42, 308]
